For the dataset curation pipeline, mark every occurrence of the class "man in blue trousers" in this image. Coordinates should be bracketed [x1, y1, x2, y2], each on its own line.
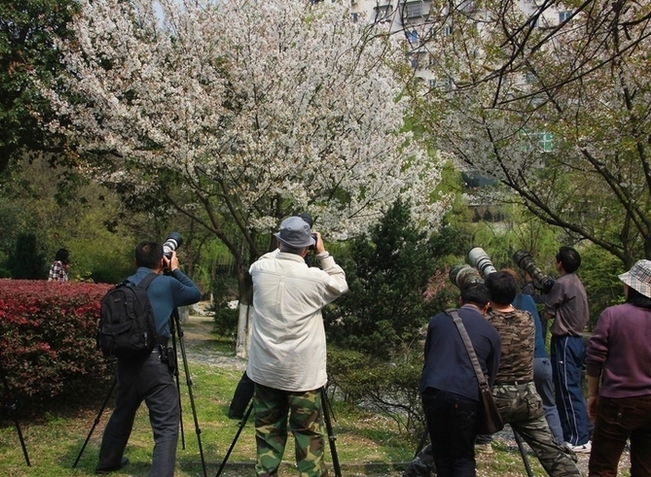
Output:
[544, 246, 591, 453]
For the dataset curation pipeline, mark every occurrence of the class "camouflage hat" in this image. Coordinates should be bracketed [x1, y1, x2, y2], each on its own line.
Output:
[619, 259, 651, 299]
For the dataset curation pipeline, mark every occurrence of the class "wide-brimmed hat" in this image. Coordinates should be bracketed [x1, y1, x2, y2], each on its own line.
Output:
[619, 259, 651, 299]
[274, 216, 315, 248]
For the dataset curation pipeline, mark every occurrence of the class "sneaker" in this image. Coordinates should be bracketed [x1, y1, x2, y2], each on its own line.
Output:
[95, 457, 129, 475]
[567, 441, 591, 454]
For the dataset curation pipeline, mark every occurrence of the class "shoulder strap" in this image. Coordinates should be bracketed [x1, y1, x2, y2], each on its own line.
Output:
[445, 308, 489, 389]
[132, 272, 159, 290]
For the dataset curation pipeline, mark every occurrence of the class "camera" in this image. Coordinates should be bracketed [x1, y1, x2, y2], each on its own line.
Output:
[449, 264, 484, 290]
[513, 250, 555, 293]
[299, 212, 317, 250]
[468, 247, 497, 278]
[163, 232, 183, 259]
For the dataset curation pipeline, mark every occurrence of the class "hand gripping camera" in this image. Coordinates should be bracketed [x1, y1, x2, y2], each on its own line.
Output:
[513, 250, 555, 293]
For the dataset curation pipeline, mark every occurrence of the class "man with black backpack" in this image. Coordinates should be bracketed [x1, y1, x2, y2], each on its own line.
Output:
[95, 241, 201, 476]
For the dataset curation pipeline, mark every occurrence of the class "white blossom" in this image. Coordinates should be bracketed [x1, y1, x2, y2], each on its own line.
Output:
[46, 0, 444, 248]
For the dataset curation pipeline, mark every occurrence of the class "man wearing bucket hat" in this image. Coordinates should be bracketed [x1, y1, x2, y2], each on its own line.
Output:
[246, 216, 348, 477]
[585, 259, 651, 477]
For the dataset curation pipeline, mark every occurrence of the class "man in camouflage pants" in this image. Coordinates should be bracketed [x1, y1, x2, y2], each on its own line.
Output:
[485, 271, 581, 477]
[246, 216, 348, 476]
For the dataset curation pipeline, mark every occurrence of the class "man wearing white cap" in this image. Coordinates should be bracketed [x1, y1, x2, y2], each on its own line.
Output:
[247, 216, 348, 477]
[586, 259, 651, 477]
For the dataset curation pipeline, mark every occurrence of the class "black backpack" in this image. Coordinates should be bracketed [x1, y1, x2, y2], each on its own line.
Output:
[97, 273, 160, 359]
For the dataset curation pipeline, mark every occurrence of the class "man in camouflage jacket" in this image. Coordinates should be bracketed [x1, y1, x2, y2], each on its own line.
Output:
[485, 271, 581, 477]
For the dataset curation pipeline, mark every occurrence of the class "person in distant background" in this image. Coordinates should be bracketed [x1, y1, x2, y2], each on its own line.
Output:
[48, 248, 70, 282]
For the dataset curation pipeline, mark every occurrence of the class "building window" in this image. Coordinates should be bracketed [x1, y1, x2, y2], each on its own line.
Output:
[406, 29, 419, 44]
[428, 79, 437, 89]
[374, 4, 393, 23]
[540, 132, 553, 152]
[351, 12, 359, 23]
[403, 0, 424, 18]
[524, 71, 536, 84]
[558, 11, 572, 22]
[444, 24, 453, 36]
[521, 130, 554, 153]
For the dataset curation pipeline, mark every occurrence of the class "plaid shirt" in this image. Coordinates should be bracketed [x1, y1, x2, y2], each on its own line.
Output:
[48, 260, 68, 282]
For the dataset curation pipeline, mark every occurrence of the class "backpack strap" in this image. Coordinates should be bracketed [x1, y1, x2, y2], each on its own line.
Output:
[133, 272, 159, 290]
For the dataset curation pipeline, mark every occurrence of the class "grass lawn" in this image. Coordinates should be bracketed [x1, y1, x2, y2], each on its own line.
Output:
[0, 318, 415, 476]
[0, 317, 622, 476]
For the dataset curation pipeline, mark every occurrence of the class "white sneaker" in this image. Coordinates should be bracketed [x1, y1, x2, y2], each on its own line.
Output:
[567, 441, 591, 454]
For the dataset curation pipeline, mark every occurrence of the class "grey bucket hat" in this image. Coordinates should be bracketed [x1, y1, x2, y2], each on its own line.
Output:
[619, 259, 651, 299]
[274, 216, 315, 248]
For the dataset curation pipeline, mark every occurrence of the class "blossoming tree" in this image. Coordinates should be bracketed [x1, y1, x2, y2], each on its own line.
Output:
[411, 0, 651, 267]
[44, 0, 443, 355]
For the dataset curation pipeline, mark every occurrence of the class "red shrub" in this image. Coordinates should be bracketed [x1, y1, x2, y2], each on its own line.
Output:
[0, 279, 114, 405]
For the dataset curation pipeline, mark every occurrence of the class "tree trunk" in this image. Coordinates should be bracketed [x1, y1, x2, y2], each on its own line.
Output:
[236, 303, 252, 358]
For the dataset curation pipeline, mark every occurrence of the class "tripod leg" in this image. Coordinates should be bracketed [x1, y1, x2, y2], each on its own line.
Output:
[215, 400, 253, 477]
[169, 325, 186, 449]
[320, 388, 342, 477]
[414, 428, 428, 458]
[173, 309, 208, 477]
[513, 429, 535, 477]
[72, 377, 117, 468]
[0, 370, 31, 466]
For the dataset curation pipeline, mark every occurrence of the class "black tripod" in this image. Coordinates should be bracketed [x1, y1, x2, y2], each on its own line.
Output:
[73, 307, 207, 477]
[215, 387, 342, 477]
[0, 366, 31, 466]
[170, 307, 208, 477]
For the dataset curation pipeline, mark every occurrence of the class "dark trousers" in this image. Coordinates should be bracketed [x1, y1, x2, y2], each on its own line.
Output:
[589, 395, 651, 477]
[551, 335, 590, 445]
[534, 356, 564, 443]
[422, 388, 478, 477]
[228, 371, 254, 418]
[98, 352, 179, 477]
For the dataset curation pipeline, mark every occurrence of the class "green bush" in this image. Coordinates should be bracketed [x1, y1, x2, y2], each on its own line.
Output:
[327, 347, 425, 439]
[5, 232, 47, 279]
[579, 245, 626, 329]
[211, 273, 239, 338]
[323, 200, 443, 358]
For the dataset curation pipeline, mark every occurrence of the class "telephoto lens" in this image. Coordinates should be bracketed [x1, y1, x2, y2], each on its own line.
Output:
[163, 232, 183, 259]
[449, 264, 484, 290]
[468, 247, 497, 278]
[513, 250, 555, 293]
